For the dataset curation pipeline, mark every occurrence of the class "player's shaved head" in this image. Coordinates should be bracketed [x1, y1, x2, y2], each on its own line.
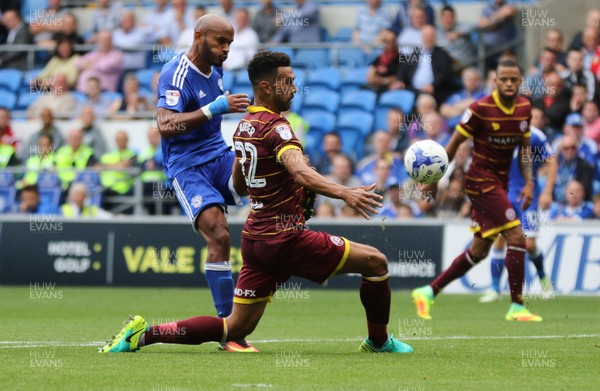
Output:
[194, 14, 233, 33]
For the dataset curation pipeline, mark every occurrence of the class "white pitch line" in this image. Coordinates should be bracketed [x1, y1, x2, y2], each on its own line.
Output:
[0, 334, 599, 349]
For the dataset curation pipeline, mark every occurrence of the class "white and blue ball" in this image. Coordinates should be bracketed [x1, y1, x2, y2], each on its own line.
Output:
[404, 140, 449, 184]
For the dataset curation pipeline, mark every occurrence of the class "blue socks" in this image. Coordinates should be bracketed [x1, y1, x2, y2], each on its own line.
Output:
[205, 261, 234, 318]
[490, 248, 505, 293]
[528, 249, 546, 280]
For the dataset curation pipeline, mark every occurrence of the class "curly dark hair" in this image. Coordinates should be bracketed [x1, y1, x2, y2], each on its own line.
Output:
[247, 50, 292, 86]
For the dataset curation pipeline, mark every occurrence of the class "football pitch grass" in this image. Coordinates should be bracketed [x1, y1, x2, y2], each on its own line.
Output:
[1, 287, 598, 391]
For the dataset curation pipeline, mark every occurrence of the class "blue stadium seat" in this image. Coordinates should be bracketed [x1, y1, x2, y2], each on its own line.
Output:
[71, 92, 88, 104]
[22, 0, 49, 22]
[329, 27, 353, 42]
[293, 49, 330, 69]
[291, 93, 304, 113]
[73, 172, 103, 207]
[21, 69, 42, 90]
[222, 71, 235, 92]
[333, 48, 366, 68]
[101, 91, 123, 103]
[340, 90, 377, 113]
[303, 130, 322, 163]
[306, 67, 341, 92]
[338, 128, 363, 160]
[340, 67, 368, 95]
[0, 91, 17, 110]
[0, 172, 16, 213]
[302, 90, 339, 112]
[378, 89, 416, 114]
[0, 69, 22, 93]
[235, 69, 252, 87]
[16, 93, 38, 111]
[269, 47, 295, 61]
[337, 111, 374, 138]
[37, 172, 62, 207]
[230, 85, 254, 101]
[135, 69, 157, 91]
[302, 110, 336, 134]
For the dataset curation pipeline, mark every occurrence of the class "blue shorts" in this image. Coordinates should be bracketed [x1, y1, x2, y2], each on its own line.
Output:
[510, 200, 540, 238]
[171, 150, 242, 230]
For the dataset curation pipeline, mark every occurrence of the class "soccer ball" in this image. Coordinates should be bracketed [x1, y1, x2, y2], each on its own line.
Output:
[404, 140, 449, 184]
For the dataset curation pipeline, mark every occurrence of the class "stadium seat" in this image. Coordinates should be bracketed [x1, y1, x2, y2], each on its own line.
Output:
[101, 91, 123, 103]
[73, 171, 103, 207]
[21, 69, 42, 91]
[303, 129, 322, 163]
[269, 47, 295, 61]
[22, 0, 49, 22]
[293, 49, 330, 69]
[302, 90, 339, 112]
[0, 172, 16, 213]
[340, 67, 368, 95]
[135, 69, 156, 91]
[337, 111, 374, 138]
[329, 27, 353, 42]
[16, 93, 38, 111]
[0, 69, 22, 93]
[230, 85, 254, 101]
[306, 67, 341, 92]
[0, 91, 17, 110]
[333, 48, 366, 68]
[291, 93, 304, 113]
[340, 90, 377, 113]
[222, 71, 234, 92]
[302, 110, 336, 134]
[235, 69, 252, 87]
[37, 172, 62, 207]
[378, 89, 416, 114]
[71, 92, 88, 104]
[338, 128, 363, 160]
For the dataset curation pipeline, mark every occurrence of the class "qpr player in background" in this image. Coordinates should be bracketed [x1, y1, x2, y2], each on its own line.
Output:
[480, 125, 557, 303]
[146, 14, 255, 353]
[412, 60, 544, 322]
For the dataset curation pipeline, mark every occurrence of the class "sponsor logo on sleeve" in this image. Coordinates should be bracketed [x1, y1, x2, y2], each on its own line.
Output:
[166, 90, 181, 106]
[461, 109, 472, 124]
[276, 125, 293, 140]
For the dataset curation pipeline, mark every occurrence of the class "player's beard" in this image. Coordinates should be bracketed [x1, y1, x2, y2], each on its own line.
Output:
[498, 88, 517, 104]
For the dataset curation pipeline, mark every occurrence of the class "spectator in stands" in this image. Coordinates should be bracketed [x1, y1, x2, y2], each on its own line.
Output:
[253, 0, 279, 43]
[583, 100, 600, 146]
[176, 6, 207, 50]
[52, 13, 84, 45]
[88, 0, 122, 44]
[29, 0, 68, 48]
[27, 73, 77, 120]
[371, 157, 397, 198]
[314, 132, 342, 175]
[365, 28, 399, 94]
[357, 130, 406, 187]
[0, 124, 18, 168]
[568, 9, 600, 52]
[384, 107, 409, 154]
[15, 184, 60, 215]
[76, 30, 124, 93]
[436, 5, 476, 70]
[523, 47, 559, 100]
[76, 77, 114, 119]
[61, 182, 111, 218]
[530, 106, 551, 140]
[532, 72, 571, 137]
[22, 108, 64, 162]
[0, 0, 20, 14]
[378, 183, 415, 219]
[569, 84, 588, 115]
[99, 130, 138, 213]
[390, 0, 434, 36]
[112, 11, 152, 72]
[549, 180, 595, 220]
[353, 0, 390, 46]
[0, 107, 18, 149]
[555, 134, 595, 203]
[397, 4, 429, 52]
[393, 26, 457, 105]
[0, 10, 33, 69]
[272, 0, 321, 43]
[315, 201, 336, 218]
[533, 29, 566, 70]
[406, 93, 446, 140]
[594, 194, 600, 219]
[320, 153, 362, 215]
[478, 0, 517, 65]
[146, 71, 161, 108]
[561, 48, 597, 102]
[107, 74, 151, 119]
[552, 113, 598, 165]
[138, 126, 171, 215]
[580, 26, 600, 72]
[21, 133, 56, 187]
[223, 9, 259, 71]
[159, 0, 195, 45]
[218, 0, 237, 28]
[436, 178, 471, 219]
[36, 38, 80, 89]
[143, 0, 171, 43]
[78, 106, 107, 160]
[440, 67, 485, 129]
[484, 69, 496, 95]
[55, 128, 96, 190]
[417, 112, 450, 146]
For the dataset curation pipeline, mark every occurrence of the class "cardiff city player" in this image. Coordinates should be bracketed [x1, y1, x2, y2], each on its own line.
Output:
[412, 60, 543, 322]
[480, 125, 557, 303]
[99, 51, 413, 354]
[152, 14, 255, 352]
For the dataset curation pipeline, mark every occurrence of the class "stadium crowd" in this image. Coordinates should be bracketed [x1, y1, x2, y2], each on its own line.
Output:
[0, 0, 600, 221]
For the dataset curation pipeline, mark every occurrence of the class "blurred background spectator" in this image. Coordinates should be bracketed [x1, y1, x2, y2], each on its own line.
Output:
[36, 38, 80, 89]
[437, 5, 476, 70]
[549, 180, 594, 220]
[14, 184, 60, 215]
[76, 30, 124, 93]
[353, 0, 390, 46]
[253, 0, 279, 43]
[365, 28, 399, 94]
[27, 73, 77, 119]
[0, 10, 33, 69]
[223, 9, 259, 71]
[272, 0, 321, 43]
[88, 0, 122, 44]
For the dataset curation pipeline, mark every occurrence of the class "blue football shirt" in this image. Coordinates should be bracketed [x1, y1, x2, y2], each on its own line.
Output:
[157, 53, 230, 178]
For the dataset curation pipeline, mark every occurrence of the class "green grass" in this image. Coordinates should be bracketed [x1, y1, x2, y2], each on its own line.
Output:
[1, 287, 598, 391]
